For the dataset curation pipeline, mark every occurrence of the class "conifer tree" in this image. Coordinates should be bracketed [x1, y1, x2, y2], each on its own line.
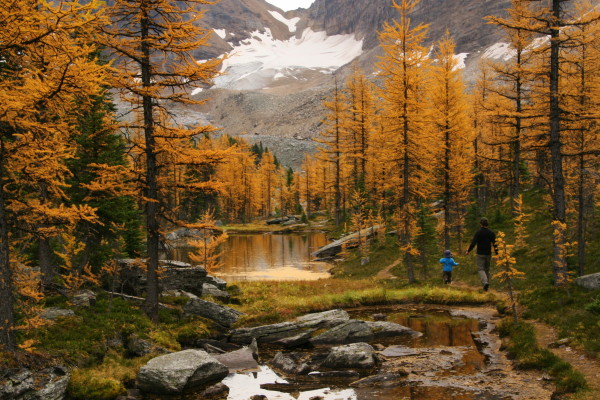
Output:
[0, 0, 105, 350]
[486, 0, 538, 213]
[101, 0, 222, 321]
[429, 33, 475, 251]
[489, 0, 600, 285]
[377, 0, 432, 282]
[315, 78, 350, 226]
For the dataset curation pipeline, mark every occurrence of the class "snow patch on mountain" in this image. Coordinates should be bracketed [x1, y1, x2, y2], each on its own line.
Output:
[214, 29, 227, 40]
[268, 10, 300, 33]
[454, 53, 469, 70]
[483, 42, 515, 61]
[212, 28, 363, 90]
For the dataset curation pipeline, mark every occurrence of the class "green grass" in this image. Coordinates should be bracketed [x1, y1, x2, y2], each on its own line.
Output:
[498, 319, 587, 394]
[22, 293, 212, 399]
[235, 279, 497, 326]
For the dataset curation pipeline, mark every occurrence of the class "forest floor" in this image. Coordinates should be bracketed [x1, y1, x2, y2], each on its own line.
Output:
[375, 261, 600, 400]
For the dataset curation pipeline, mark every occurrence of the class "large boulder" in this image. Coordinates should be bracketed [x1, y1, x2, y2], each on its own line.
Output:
[0, 370, 34, 399]
[575, 272, 600, 290]
[366, 321, 422, 339]
[229, 321, 307, 344]
[70, 290, 96, 308]
[310, 320, 374, 345]
[295, 309, 350, 327]
[137, 350, 228, 395]
[202, 283, 231, 301]
[228, 309, 350, 345]
[184, 298, 244, 327]
[0, 367, 70, 400]
[161, 266, 208, 297]
[205, 275, 227, 290]
[321, 343, 377, 369]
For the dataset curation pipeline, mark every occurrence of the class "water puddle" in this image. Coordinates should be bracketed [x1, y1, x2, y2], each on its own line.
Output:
[219, 306, 538, 400]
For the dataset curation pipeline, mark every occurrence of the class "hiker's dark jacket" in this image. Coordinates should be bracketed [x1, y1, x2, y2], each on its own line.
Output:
[467, 227, 497, 255]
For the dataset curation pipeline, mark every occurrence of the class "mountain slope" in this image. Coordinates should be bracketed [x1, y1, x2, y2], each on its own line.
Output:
[184, 0, 513, 167]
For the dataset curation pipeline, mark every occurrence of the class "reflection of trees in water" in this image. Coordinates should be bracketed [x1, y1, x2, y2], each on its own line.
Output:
[179, 233, 328, 280]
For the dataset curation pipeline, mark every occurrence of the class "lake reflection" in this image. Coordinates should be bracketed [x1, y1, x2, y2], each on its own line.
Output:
[169, 232, 331, 282]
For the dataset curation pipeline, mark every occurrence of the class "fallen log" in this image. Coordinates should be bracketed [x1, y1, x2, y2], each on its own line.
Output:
[311, 225, 381, 259]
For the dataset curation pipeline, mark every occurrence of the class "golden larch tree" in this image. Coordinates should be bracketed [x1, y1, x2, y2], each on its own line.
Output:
[377, 0, 433, 282]
[0, 0, 105, 350]
[100, 0, 223, 321]
[428, 33, 475, 252]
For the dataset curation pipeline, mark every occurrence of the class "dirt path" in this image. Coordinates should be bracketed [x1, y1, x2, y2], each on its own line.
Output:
[375, 257, 402, 279]
[531, 321, 600, 400]
[376, 258, 600, 399]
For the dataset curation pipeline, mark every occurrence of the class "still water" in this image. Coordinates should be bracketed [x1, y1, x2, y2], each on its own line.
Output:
[168, 232, 331, 282]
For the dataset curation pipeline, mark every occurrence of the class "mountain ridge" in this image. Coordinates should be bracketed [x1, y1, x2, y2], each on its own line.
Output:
[179, 0, 513, 167]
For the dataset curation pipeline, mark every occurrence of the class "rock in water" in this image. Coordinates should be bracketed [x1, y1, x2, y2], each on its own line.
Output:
[137, 350, 228, 394]
[321, 343, 377, 369]
[310, 320, 374, 344]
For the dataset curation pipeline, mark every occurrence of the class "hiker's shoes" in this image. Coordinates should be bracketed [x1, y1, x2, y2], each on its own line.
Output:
[483, 283, 489, 291]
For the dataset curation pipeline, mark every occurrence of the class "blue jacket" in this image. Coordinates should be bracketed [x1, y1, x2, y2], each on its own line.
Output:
[440, 257, 459, 272]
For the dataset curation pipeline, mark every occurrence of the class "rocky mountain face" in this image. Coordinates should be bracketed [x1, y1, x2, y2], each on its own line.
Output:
[180, 0, 512, 167]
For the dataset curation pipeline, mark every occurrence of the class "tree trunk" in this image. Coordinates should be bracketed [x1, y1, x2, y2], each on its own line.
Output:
[140, 8, 159, 323]
[443, 127, 451, 250]
[0, 157, 16, 351]
[549, 0, 568, 286]
[38, 237, 53, 291]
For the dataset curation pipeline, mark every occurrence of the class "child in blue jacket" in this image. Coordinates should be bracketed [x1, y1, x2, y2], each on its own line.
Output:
[440, 249, 459, 284]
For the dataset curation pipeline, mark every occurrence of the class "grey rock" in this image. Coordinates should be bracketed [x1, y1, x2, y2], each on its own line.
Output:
[34, 367, 70, 400]
[310, 320, 374, 345]
[229, 321, 305, 344]
[161, 266, 208, 297]
[372, 313, 387, 321]
[137, 349, 228, 394]
[321, 343, 377, 369]
[205, 275, 227, 290]
[213, 347, 259, 373]
[350, 372, 408, 388]
[575, 272, 600, 290]
[248, 338, 259, 359]
[0, 369, 34, 399]
[295, 309, 350, 326]
[70, 290, 96, 307]
[271, 352, 311, 375]
[202, 283, 231, 301]
[366, 321, 422, 339]
[40, 307, 75, 321]
[0, 367, 70, 400]
[184, 298, 244, 327]
[199, 382, 229, 399]
[275, 330, 315, 348]
[195, 339, 241, 353]
[127, 334, 155, 357]
[229, 310, 349, 345]
[380, 345, 419, 357]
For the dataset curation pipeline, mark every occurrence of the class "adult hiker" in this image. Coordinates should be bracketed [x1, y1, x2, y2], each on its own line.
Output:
[465, 217, 497, 291]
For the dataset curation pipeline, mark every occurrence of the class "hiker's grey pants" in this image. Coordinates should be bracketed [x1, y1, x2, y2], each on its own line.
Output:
[476, 254, 492, 285]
